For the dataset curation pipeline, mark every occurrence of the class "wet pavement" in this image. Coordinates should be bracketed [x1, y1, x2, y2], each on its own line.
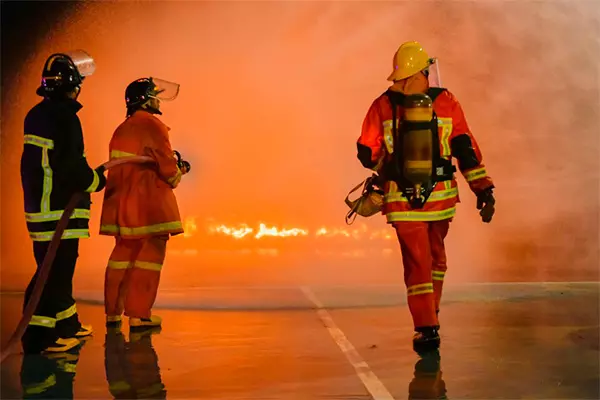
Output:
[1, 282, 598, 399]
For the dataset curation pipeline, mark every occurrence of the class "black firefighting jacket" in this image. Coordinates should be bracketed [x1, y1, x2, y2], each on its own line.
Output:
[20, 98, 106, 242]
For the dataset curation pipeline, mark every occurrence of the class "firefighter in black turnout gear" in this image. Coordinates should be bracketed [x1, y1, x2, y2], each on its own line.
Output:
[20, 50, 106, 354]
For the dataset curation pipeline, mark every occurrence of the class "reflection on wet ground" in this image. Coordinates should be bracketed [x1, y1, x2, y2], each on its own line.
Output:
[1, 282, 598, 399]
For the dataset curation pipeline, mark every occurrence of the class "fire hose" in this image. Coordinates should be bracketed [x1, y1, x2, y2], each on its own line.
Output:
[0, 155, 154, 364]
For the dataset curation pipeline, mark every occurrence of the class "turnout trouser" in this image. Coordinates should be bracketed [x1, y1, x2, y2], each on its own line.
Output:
[393, 219, 451, 329]
[22, 239, 82, 353]
[104, 236, 168, 319]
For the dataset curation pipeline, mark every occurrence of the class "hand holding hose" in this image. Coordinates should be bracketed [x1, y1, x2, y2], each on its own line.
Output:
[173, 150, 191, 175]
[476, 187, 495, 223]
[0, 155, 154, 364]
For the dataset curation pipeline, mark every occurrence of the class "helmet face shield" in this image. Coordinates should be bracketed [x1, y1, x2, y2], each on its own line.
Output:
[63, 49, 96, 78]
[38, 49, 95, 97]
[149, 77, 180, 101]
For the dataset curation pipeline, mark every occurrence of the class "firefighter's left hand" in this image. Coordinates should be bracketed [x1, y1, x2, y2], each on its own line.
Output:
[476, 187, 495, 223]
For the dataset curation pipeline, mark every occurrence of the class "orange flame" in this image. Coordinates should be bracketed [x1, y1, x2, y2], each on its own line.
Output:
[210, 224, 254, 239]
[184, 217, 395, 240]
[255, 223, 308, 239]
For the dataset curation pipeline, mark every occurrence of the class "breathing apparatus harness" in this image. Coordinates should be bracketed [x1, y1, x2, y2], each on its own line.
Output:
[383, 88, 456, 209]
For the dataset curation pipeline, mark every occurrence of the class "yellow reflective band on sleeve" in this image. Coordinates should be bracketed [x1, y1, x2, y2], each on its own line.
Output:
[23, 374, 57, 395]
[407, 283, 434, 296]
[24, 134, 55, 149]
[464, 167, 487, 182]
[382, 119, 396, 154]
[110, 150, 137, 159]
[437, 118, 453, 157]
[167, 169, 183, 187]
[134, 261, 163, 271]
[85, 169, 100, 193]
[41, 148, 53, 213]
[108, 260, 130, 269]
[101, 221, 183, 236]
[385, 187, 458, 203]
[25, 208, 91, 223]
[386, 207, 456, 222]
[30, 315, 57, 328]
[432, 271, 446, 281]
[30, 229, 90, 242]
[56, 304, 77, 321]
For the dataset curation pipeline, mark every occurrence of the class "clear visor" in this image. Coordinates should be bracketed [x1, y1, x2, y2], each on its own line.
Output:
[63, 49, 96, 77]
[149, 77, 180, 101]
[425, 58, 442, 88]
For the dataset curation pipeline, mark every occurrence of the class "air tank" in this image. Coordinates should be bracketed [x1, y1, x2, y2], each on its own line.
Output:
[402, 93, 433, 191]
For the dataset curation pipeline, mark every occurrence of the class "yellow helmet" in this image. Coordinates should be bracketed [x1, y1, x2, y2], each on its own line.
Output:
[387, 41, 435, 82]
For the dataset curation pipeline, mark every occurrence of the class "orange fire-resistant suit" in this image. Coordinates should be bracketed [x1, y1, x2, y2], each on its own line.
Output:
[357, 89, 494, 330]
[99, 110, 184, 320]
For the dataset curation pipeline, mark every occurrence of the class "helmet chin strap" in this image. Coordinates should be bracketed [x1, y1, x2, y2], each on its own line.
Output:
[141, 102, 162, 115]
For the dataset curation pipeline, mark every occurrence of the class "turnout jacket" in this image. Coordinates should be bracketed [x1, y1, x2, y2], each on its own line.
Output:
[99, 110, 184, 239]
[20, 98, 105, 242]
[357, 88, 494, 223]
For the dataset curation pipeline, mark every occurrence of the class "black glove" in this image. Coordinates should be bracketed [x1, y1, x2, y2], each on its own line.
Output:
[180, 160, 191, 174]
[476, 187, 495, 223]
[95, 166, 107, 192]
[173, 150, 191, 174]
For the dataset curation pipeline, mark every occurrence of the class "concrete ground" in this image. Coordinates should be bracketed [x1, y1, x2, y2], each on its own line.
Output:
[1, 282, 598, 399]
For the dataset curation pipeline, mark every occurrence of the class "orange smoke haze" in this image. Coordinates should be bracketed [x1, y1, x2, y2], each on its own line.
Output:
[1, 1, 598, 291]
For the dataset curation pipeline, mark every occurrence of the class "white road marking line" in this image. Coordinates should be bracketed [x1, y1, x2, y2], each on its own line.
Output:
[300, 286, 395, 400]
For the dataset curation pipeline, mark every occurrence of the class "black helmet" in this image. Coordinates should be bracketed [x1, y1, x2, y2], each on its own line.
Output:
[125, 77, 161, 116]
[36, 53, 84, 98]
[125, 77, 180, 117]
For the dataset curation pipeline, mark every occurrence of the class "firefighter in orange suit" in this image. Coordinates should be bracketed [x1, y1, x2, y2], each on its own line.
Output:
[357, 41, 496, 352]
[99, 77, 190, 330]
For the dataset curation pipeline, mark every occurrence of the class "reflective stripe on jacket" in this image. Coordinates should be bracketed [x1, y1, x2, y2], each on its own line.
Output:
[21, 98, 104, 241]
[99, 111, 184, 239]
[357, 88, 494, 223]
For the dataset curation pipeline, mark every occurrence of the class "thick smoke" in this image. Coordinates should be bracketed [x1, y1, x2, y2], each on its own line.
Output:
[1, 1, 598, 291]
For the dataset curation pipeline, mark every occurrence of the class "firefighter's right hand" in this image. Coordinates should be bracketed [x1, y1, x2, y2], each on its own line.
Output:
[180, 160, 191, 175]
[476, 187, 495, 223]
[95, 166, 107, 192]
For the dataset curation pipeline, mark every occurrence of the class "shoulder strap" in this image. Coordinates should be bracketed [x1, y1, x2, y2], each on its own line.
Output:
[427, 87, 447, 102]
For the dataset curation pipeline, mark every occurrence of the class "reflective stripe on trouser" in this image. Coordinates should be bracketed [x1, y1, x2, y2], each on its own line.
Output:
[104, 236, 168, 319]
[393, 219, 451, 328]
[29, 304, 77, 328]
[429, 220, 450, 312]
[23, 240, 81, 352]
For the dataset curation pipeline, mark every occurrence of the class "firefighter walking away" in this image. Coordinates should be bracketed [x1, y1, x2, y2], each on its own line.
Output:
[356, 41, 496, 353]
[100, 77, 190, 331]
[20, 50, 107, 354]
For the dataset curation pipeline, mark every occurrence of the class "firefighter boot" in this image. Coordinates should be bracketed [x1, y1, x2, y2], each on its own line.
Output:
[106, 315, 122, 328]
[129, 315, 162, 331]
[413, 326, 440, 354]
